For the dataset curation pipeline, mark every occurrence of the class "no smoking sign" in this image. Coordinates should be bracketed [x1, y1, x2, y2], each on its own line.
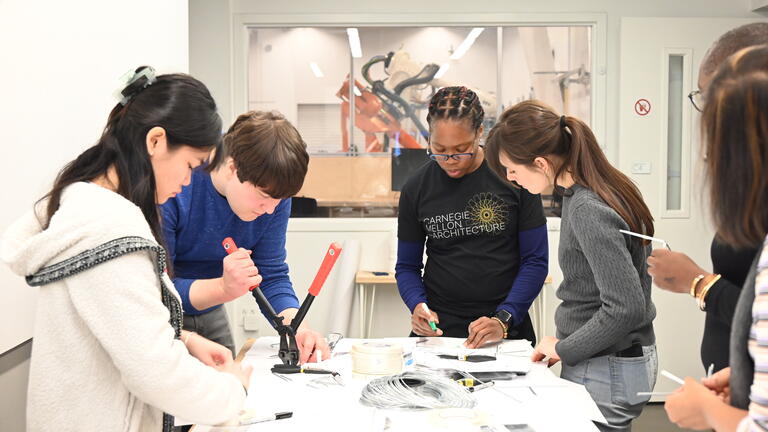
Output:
[635, 99, 651, 116]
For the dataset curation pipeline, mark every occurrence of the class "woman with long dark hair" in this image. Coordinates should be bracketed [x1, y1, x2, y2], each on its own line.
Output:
[663, 44, 768, 432]
[1, 67, 251, 431]
[486, 100, 657, 431]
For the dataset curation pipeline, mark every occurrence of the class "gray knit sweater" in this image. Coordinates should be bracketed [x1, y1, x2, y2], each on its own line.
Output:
[554, 184, 656, 366]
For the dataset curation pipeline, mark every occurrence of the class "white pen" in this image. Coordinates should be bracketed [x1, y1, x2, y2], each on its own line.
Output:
[661, 370, 685, 385]
[637, 391, 673, 396]
[619, 229, 672, 250]
[239, 411, 293, 426]
[315, 349, 322, 363]
[707, 363, 714, 378]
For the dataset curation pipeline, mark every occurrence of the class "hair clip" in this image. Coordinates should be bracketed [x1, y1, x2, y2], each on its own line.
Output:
[114, 66, 157, 106]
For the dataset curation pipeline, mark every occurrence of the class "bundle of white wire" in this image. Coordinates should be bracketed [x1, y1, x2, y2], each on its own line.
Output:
[360, 371, 477, 410]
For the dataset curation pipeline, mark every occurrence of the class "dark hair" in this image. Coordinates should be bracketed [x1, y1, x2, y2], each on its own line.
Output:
[426, 86, 484, 132]
[39, 66, 222, 244]
[703, 45, 768, 248]
[701, 23, 768, 80]
[208, 111, 309, 199]
[486, 100, 654, 238]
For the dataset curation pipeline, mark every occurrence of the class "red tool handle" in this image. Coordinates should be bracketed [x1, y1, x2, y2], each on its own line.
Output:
[221, 237, 257, 291]
[308, 243, 342, 296]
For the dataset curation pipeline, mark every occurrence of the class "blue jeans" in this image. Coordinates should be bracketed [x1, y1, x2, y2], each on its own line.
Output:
[560, 345, 658, 432]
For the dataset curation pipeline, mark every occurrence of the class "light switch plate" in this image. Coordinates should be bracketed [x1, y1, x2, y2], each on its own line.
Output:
[243, 310, 261, 332]
[631, 162, 652, 174]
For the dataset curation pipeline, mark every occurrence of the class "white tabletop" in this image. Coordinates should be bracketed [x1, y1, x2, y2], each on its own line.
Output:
[192, 336, 605, 432]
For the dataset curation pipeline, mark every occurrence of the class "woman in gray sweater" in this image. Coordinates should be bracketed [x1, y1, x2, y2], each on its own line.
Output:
[485, 100, 657, 432]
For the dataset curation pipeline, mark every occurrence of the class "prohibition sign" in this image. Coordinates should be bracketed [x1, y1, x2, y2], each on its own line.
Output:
[635, 99, 651, 116]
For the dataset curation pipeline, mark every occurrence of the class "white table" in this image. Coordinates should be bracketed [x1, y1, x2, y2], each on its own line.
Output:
[192, 336, 605, 432]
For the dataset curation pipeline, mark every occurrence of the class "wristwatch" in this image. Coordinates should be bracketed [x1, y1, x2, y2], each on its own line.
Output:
[493, 310, 511, 338]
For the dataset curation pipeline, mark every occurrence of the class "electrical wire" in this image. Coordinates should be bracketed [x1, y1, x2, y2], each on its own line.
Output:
[360, 371, 476, 410]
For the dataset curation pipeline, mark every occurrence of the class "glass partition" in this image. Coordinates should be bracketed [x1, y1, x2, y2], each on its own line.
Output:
[247, 25, 592, 217]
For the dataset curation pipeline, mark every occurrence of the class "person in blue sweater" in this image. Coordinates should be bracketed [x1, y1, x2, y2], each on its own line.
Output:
[161, 110, 328, 363]
[396, 86, 549, 349]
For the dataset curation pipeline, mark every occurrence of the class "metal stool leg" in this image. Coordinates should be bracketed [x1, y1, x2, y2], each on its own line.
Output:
[366, 285, 377, 338]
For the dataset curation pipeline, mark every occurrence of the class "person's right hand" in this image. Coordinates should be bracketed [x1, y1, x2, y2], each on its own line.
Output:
[647, 249, 707, 294]
[221, 247, 262, 300]
[220, 360, 253, 390]
[411, 302, 443, 336]
[702, 367, 731, 403]
[184, 332, 233, 368]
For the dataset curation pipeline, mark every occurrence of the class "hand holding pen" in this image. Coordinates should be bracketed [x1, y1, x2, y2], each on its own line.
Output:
[412, 302, 442, 336]
[618, 229, 711, 295]
[661, 369, 726, 430]
[647, 249, 710, 294]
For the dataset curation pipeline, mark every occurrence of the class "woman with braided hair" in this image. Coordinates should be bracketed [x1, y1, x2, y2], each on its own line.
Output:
[395, 86, 549, 349]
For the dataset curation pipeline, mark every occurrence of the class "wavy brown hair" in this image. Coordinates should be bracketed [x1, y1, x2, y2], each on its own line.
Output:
[486, 100, 654, 237]
[208, 111, 309, 199]
[703, 45, 768, 248]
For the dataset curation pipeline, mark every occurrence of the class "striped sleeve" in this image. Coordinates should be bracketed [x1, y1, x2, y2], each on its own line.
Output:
[739, 235, 768, 432]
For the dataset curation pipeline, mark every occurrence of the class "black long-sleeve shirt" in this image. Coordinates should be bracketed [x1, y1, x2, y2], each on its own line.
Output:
[701, 239, 759, 372]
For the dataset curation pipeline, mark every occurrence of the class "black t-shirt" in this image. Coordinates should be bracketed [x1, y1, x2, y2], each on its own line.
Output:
[398, 159, 546, 319]
[700, 238, 759, 371]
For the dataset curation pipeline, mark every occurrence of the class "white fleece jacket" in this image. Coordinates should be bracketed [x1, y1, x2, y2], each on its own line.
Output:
[1, 182, 245, 432]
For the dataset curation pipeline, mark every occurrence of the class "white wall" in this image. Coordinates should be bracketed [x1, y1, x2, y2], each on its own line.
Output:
[0, 0, 190, 429]
[0, 0, 190, 355]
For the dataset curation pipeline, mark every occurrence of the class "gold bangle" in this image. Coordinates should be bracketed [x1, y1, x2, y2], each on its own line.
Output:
[697, 274, 722, 311]
[690, 274, 706, 297]
[491, 317, 508, 339]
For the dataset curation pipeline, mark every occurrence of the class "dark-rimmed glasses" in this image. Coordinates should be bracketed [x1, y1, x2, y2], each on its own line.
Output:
[427, 140, 480, 162]
[688, 90, 704, 113]
[427, 151, 476, 162]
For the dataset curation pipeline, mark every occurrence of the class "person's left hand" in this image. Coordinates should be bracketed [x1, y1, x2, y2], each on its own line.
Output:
[464, 316, 505, 349]
[702, 367, 731, 403]
[531, 336, 560, 366]
[295, 327, 331, 364]
[184, 332, 234, 369]
[665, 377, 719, 430]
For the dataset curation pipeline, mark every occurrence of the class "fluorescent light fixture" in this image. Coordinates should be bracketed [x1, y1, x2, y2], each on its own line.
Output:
[353, 86, 362, 97]
[450, 27, 484, 60]
[309, 62, 324, 78]
[434, 63, 450, 79]
[347, 28, 362, 58]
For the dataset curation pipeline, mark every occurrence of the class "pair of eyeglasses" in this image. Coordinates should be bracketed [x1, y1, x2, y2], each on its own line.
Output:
[688, 90, 704, 113]
[427, 141, 481, 162]
[428, 151, 475, 162]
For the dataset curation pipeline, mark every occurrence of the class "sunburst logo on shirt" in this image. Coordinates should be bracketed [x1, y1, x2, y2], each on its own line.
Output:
[466, 193, 508, 232]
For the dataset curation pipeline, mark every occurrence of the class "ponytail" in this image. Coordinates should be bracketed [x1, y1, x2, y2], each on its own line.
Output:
[486, 100, 654, 237]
